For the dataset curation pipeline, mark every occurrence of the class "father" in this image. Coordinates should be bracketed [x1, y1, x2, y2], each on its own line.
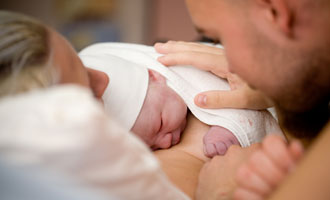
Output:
[156, 0, 330, 199]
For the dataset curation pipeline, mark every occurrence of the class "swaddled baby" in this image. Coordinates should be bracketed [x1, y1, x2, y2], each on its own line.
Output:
[134, 69, 239, 154]
[79, 43, 282, 157]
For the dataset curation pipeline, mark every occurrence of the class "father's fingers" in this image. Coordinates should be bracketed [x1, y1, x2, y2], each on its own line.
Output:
[262, 135, 296, 171]
[155, 41, 224, 55]
[194, 89, 252, 109]
[236, 163, 272, 196]
[248, 150, 286, 187]
[195, 87, 273, 110]
[157, 52, 229, 77]
[234, 188, 264, 200]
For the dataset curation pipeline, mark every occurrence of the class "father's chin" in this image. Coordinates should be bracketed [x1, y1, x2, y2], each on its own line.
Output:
[276, 100, 329, 140]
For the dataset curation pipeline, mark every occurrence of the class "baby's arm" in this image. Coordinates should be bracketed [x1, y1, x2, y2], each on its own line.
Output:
[203, 125, 240, 157]
[233, 135, 304, 200]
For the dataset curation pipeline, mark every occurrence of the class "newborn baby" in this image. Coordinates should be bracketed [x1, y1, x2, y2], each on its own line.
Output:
[134, 69, 239, 155]
[79, 42, 282, 158]
[131, 69, 187, 150]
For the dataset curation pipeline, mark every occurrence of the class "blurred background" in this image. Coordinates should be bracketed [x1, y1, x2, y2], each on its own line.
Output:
[0, 0, 200, 50]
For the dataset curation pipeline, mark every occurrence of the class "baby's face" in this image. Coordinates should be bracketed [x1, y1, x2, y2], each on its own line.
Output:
[131, 70, 187, 150]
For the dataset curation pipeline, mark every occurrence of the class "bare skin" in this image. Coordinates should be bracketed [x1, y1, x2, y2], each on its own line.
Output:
[203, 125, 240, 157]
[131, 70, 188, 150]
[48, 27, 109, 100]
[234, 135, 304, 200]
[49, 26, 308, 199]
[155, 41, 273, 110]
[154, 113, 210, 199]
[156, 41, 307, 199]
[51, 27, 240, 156]
[269, 124, 330, 200]
[132, 69, 239, 154]
[154, 113, 264, 199]
[155, 0, 330, 199]
[49, 24, 316, 199]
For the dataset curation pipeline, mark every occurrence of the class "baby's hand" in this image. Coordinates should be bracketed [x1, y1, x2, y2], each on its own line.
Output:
[203, 125, 240, 157]
[234, 135, 304, 200]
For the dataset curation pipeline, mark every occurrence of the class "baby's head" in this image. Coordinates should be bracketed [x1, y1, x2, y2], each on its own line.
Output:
[80, 50, 187, 150]
[131, 70, 187, 150]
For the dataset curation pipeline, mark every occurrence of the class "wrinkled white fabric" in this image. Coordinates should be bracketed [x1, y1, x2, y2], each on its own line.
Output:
[80, 43, 284, 147]
[80, 54, 149, 131]
[0, 85, 189, 200]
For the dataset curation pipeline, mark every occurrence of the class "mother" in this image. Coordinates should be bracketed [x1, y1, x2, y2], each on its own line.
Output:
[0, 11, 190, 199]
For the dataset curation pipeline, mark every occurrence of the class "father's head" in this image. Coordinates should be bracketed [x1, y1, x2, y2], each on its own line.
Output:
[185, 0, 330, 139]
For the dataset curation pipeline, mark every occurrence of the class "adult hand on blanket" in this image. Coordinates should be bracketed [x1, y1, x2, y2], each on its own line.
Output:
[155, 41, 273, 110]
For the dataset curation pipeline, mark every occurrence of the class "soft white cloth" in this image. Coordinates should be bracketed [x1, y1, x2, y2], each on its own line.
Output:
[0, 85, 189, 200]
[79, 54, 149, 131]
[79, 43, 283, 147]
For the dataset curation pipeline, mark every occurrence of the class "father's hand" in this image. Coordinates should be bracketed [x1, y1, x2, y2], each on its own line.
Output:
[195, 144, 261, 200]
[155, 41, 273, 110]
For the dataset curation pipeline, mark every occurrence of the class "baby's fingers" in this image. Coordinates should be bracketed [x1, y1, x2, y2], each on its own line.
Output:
[203, 143, 218, 158]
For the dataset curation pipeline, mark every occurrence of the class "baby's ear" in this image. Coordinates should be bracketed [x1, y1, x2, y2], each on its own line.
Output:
[148, 69, 166, 84]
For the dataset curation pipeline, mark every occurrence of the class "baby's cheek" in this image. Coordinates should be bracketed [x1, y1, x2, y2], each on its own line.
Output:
[131, 113, 154, 146]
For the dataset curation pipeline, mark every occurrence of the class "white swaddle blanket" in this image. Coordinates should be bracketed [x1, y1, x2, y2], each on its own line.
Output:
[79, 43, 283, 147]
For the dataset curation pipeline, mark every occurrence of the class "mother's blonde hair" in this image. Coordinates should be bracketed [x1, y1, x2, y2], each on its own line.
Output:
[0, 11, 58, 97]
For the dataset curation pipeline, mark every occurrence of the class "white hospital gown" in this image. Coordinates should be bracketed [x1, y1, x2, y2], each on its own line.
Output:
[0, 85, 189, 200]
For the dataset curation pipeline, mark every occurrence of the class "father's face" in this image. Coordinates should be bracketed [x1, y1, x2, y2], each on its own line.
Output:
[185, 0, 330, 137]
[185, 0, 287, 107]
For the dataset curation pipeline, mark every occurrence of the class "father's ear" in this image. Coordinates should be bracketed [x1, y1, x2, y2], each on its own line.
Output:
[254, 0, 293, 37]
[148, 69, 166, 84]
[87, 68, 110, 100]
